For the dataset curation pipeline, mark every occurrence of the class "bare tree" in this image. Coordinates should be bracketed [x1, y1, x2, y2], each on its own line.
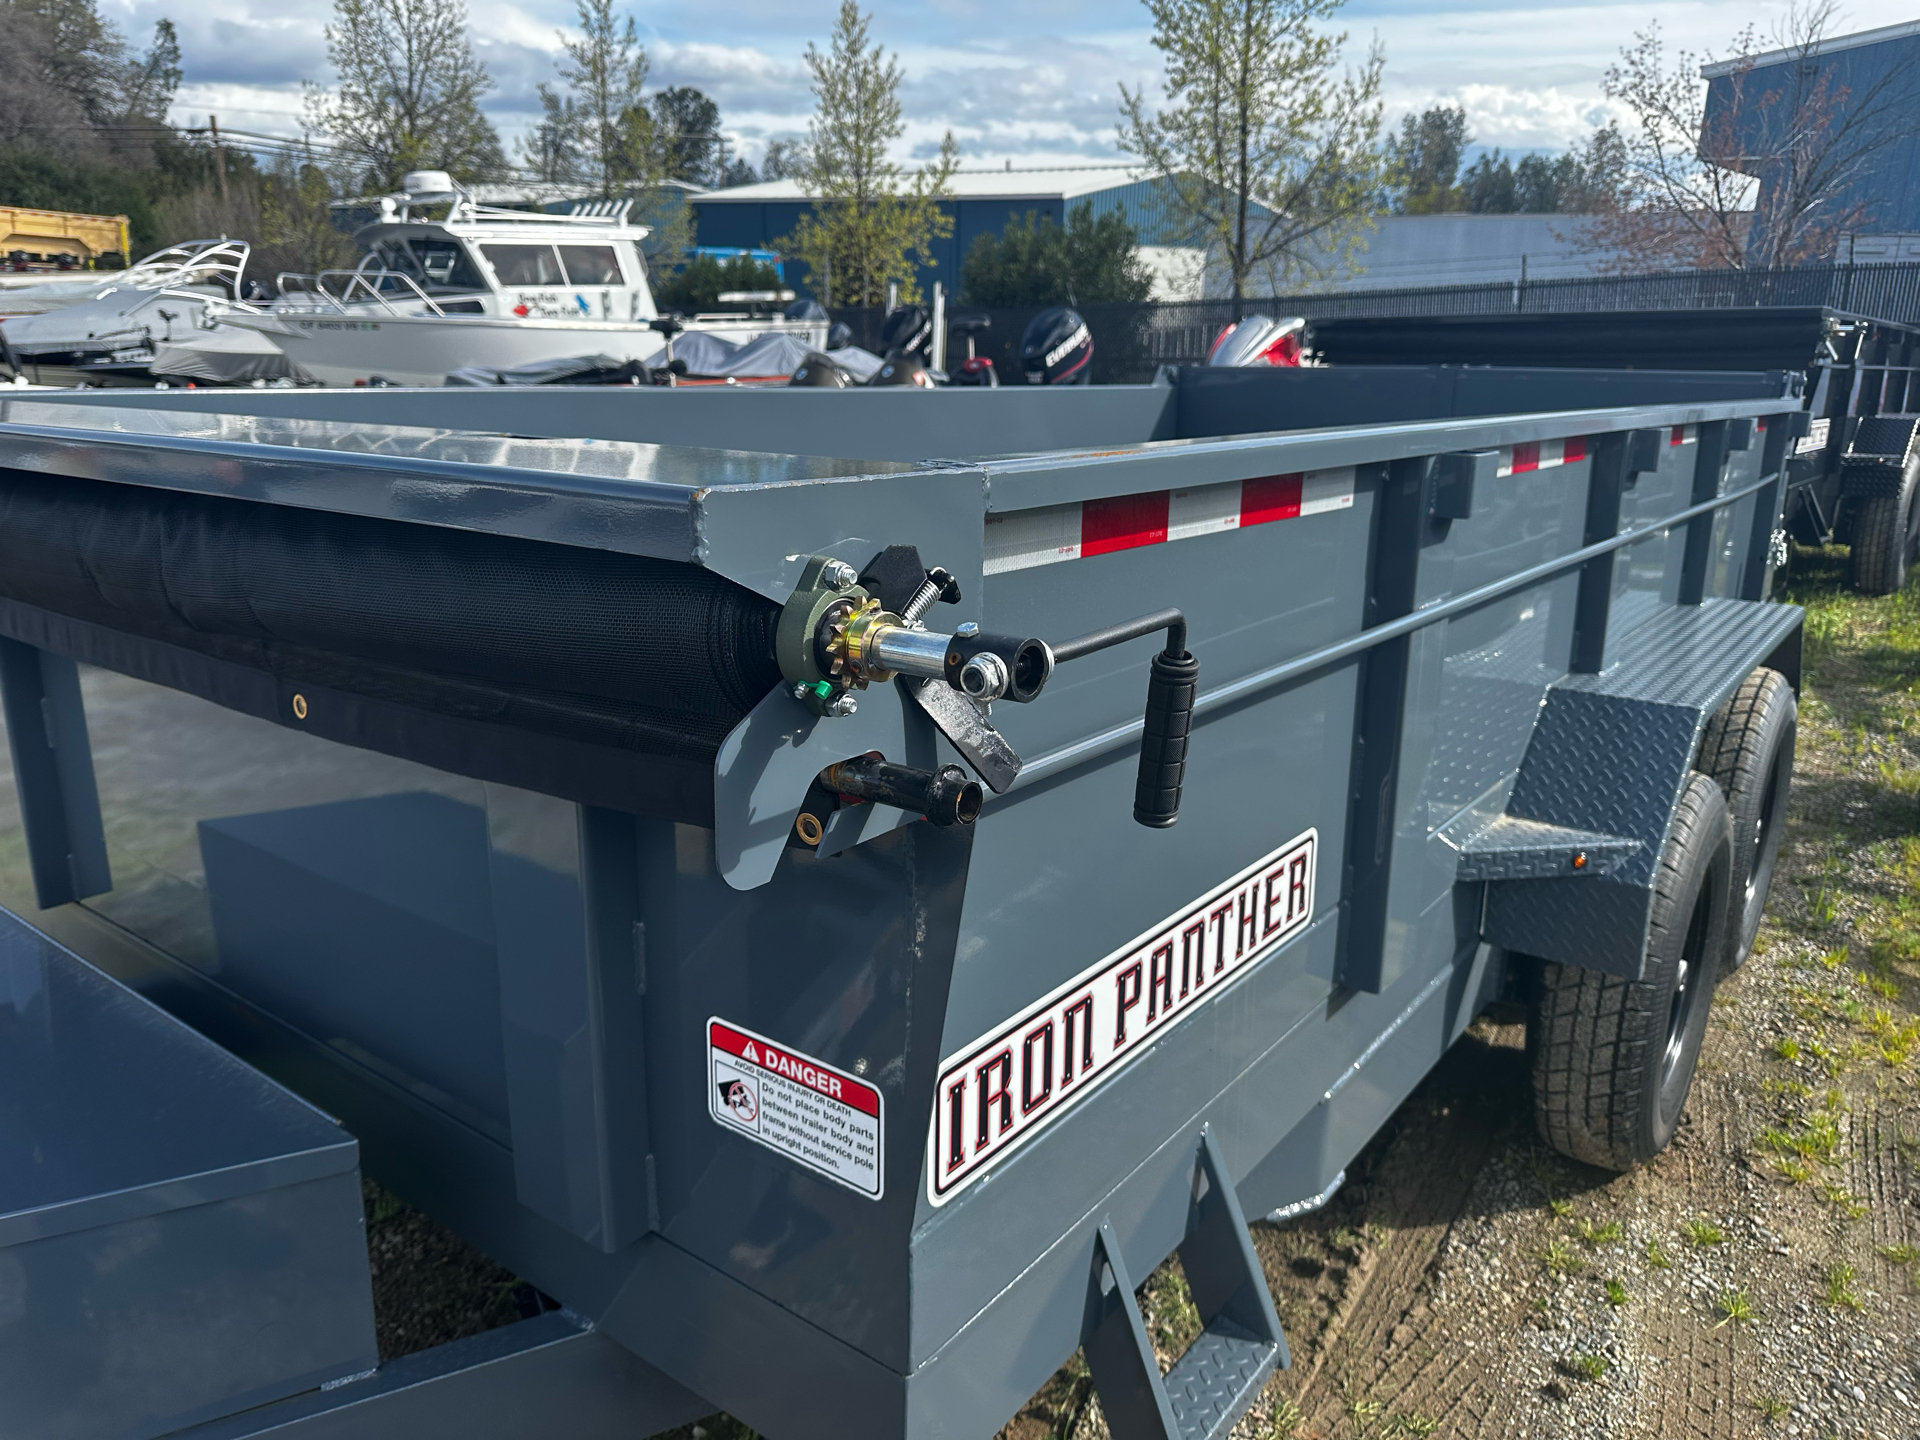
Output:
[308, 0, 507, 192]
[1117, 0, 1389, 301]
[1593, 3, 1919, 271]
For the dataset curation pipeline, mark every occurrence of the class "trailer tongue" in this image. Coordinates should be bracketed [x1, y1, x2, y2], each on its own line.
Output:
[0, 369, 1802, 1440]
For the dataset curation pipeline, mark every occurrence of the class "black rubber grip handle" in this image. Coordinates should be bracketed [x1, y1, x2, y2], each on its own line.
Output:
[1134, 647, 1199, 828]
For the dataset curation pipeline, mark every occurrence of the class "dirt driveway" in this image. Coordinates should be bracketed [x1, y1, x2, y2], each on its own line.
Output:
[997, 547, 1920, 1440]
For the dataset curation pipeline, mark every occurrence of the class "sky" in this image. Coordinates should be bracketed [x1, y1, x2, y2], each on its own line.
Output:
[107, 0, 1920, 175]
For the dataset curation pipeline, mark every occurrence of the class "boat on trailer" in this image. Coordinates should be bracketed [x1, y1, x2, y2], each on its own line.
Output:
[204, 172, 827, 387]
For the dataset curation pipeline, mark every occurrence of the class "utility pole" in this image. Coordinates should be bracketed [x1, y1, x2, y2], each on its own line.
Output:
[209, 115, 230, 205]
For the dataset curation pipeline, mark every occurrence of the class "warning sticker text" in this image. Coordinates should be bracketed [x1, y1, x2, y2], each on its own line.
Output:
[708, 1019, 884, 1200]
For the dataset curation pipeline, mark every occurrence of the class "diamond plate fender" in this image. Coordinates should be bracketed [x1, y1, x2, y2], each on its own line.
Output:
[1480, 598, 1803, 978]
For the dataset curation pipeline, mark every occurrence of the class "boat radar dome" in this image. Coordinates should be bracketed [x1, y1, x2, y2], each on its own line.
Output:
[401, 171, 458, 200]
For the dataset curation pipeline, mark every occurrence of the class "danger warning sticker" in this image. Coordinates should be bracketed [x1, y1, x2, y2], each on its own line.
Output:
[708, 1019, 884, 1200]
[928, 828, 1317, 1206]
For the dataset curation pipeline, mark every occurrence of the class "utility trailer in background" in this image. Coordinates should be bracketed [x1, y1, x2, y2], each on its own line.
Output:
[1309, 307, 1920, 594]
[0, 365, 1805, 1440]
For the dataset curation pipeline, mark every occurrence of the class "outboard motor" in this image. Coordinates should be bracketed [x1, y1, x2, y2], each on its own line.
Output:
[1207, 315, 1308, 367]
[826, 321, 854, 352]
[789, 351, 854, 387]
[877, 304, 933, 358]
[1019, 307, 1092, 385]
[866, 352, 937, 388]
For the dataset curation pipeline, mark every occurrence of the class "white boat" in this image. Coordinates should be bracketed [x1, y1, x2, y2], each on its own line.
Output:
[0, 240, 252, 318]
[0, 240, 252, 384]
[207, 173, 826, 387]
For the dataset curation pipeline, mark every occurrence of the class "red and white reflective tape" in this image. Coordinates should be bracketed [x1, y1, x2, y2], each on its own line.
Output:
[1496, 435, 1589, 478]
[984, 468, 1355, 576]
[1669, 423, 1699, 447]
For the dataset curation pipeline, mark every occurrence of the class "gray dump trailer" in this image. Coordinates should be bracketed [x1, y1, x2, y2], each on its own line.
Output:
[1308, 306, 1920, 594]
[1, 366, 1806, 1440]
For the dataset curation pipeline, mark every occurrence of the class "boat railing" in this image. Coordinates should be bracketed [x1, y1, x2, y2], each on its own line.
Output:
[114, 239, 252, 298]
[272, 268, 450, 318]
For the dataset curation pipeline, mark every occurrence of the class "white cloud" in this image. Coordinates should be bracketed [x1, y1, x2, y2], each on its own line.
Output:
[138, 0, 1920, 170]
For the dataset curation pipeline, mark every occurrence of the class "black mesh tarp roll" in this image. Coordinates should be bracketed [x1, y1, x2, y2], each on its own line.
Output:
[0, 469, 785, 765]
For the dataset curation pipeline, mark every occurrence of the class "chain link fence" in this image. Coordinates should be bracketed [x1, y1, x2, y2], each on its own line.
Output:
[831, 262, 1920, 385]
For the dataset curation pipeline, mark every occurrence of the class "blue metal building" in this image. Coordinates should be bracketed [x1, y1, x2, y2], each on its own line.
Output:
[689, 166, 1199, 299]
[1701, 19, 1920, 246]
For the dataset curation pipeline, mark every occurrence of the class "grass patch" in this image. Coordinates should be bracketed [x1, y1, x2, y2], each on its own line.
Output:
[1645, 1238, 1672, 1270]
[1576, 1218, 1624, 1246]
[1382, 1414, 1439, 1437]
[1773, 1037, 1802, 1060]
[1712, 1288, 1756, 1329]
[1753, 1393, 1791, 1422]
[1681, 1218, 1725, 1247]
[1264, 1399, 1304, 1439]
[1546, 1196, 1572, 1219]
[1821, 1263, 1865, 1311]
[1565, 1352, 1608, 1382]
[1603, 1277, 1629, 1307]
[1879, 1242, 1920, 1266]
[1541, 1239, 1585, 1277]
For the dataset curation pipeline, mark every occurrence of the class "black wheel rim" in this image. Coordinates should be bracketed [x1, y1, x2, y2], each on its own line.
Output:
[1663, 883, 1716, 1090]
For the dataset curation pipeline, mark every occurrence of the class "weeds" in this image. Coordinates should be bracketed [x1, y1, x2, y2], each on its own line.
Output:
[1821, 1263, 1865, 1311]
[1546, 1196, 1572, 1219]
[1645, 1238, 1672, 1270]
[1754, 1393, 1792, 1422]
[1541, 1239, 1585, 1277]
[1263, 1399, 1304, 1439]
[1879, 1242, 1920, 1266]
[1712, 1288, 1756, 1328]
[1773, 1037, 1802, 1060]
[1566, 1352, 1608, 1381]
[1603, 1277, 1629, 1307]
[1576, 1219, 1623, 1246]
[1681, 1219, 1725, 1247]
[1818, 1182, 1869, 1219]
[1382, 1414, 1438, 1437]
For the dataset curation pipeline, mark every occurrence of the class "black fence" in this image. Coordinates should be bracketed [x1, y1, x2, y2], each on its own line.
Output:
[832, 261, 1920, 385]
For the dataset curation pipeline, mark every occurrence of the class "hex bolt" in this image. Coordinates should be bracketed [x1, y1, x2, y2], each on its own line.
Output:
[824, 692, 858, 718]
[959, 651, 1010, 701]
[820, 559, 859, 592]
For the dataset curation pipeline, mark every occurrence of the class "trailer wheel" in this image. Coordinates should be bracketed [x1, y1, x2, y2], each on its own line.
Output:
[1847, 456, 1920, 595]
[1529, 774, 1733, 1171]
[1694, 668, 1794, 973]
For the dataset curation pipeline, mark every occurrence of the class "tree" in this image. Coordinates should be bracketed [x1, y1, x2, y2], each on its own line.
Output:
[259, 148, 357, 278]
[1118, 0, 1389, 301]
[537, 0, 652, 198]
[960, 202, 1156, 305]
[760, 138, 808, 181]
[1456, 130, 1627, 215]
[652, 252, 784, 311]
[777, 2, 956, 307]
[308, 0, 507, 192]
[1389, 105, 1468, 213]
[652, 85, 723, 186]
[1593, 4, 1918, 270]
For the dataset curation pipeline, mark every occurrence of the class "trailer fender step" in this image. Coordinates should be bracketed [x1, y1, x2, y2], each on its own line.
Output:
[1082, 1128, 1288, 1440]
[1476, 597, 1802, 981]
[1447, 813, 1640, 882]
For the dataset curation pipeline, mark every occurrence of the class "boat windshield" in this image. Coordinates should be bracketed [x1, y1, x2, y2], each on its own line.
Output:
[481, 243, 627, 288]
[366, 237, 486, 295]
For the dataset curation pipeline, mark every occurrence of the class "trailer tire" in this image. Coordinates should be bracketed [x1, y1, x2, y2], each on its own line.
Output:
[1529, 773, 1733, 1171]
[1847, 456, 1920, 595]
[1694, 668, 1794, 974]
